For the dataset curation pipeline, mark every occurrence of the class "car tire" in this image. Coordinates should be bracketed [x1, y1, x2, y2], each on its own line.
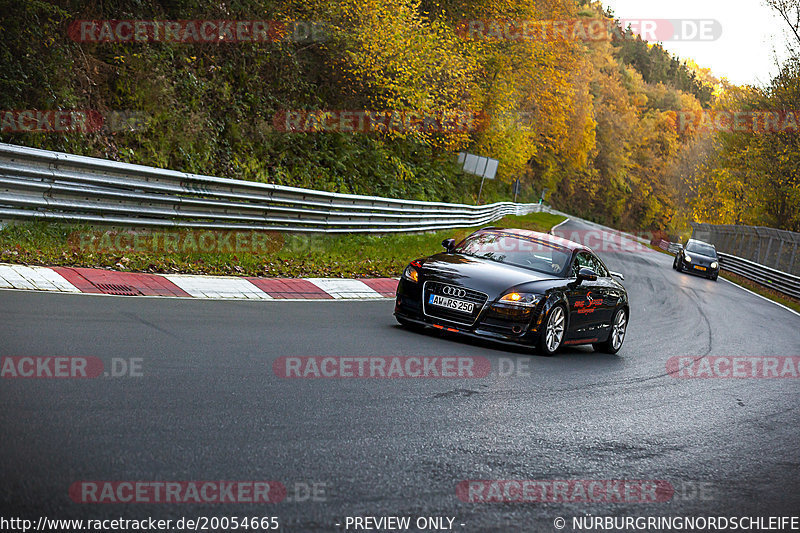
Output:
[672, 256, 678, 270]
[593, 307, 628, 355]
[710, 273, 718, 281]
[538, 304, 566, 356]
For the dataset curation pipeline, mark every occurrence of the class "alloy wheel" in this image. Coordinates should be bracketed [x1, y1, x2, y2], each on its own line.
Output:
[545, 306, 565, 352]
[611, 310, 627, 350]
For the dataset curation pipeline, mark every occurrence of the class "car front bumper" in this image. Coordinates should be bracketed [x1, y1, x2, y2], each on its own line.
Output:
[394, 278, 544, 348]
[684, 263, 719, 277]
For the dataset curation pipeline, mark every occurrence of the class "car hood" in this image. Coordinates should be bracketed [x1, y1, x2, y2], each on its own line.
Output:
[420, 253, 562, 296]
[684, 251, 718, 266]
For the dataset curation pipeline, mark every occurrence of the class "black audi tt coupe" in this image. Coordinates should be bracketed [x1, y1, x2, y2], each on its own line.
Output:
[673, 239, 720, 281]
[394, 227, 629, 355]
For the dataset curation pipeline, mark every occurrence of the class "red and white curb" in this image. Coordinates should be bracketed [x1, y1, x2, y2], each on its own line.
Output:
[0, 263, 397, 300]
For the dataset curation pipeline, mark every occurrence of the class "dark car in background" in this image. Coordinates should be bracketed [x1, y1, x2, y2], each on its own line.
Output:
[673, 239, 720, 281]
[394, 227, 629, 355]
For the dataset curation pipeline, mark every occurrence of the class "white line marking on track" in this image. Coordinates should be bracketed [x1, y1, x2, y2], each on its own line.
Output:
[549, 217, 570, 233]
[720, 277, 800, 319]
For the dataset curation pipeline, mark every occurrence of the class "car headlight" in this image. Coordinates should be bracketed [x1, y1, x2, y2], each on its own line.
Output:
[402, 264, 420, 283]
[498, 292, 541, 307]
[684, 254, 692, 262]
[710, 261, 718, 269]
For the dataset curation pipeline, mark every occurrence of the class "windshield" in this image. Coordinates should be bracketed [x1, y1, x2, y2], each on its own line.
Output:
[686, 242, 717, 257]
[455, 231, 571, 276]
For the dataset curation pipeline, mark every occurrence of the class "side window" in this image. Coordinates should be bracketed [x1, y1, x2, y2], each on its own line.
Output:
[572, 252, 593, 276]
[572, 252, 608, 278]
[590, 254, 609, 277]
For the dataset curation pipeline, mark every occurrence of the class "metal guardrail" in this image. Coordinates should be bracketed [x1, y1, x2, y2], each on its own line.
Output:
[666, 242, 682, 254]
[0, 143, 540, 233]
[717, 252, 800, 300]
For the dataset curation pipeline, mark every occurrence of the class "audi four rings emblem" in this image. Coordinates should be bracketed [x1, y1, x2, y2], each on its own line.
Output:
[442, 286, 466, 298]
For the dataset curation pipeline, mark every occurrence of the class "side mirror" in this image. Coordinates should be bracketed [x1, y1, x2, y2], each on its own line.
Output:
[717, 255, 723, 263]
[609, 271, 625, 281]
[442, 238, 456, 252]
[577, 267, 598, 283]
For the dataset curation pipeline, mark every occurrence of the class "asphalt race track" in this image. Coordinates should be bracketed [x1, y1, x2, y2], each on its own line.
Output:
[2, 219, 800, 532]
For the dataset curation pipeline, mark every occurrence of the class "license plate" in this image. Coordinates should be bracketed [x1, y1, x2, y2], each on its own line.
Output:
[694, 265, 707, 271]
[429, 294, 474, 313]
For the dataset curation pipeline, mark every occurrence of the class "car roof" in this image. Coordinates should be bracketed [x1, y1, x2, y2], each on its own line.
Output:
[478, 227, 588, 252]
[687, 239, 715, 247]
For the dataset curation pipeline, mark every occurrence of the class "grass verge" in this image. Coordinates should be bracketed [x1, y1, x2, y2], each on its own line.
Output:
[0, 212, 566, 278]
[719, 271, 800, 314]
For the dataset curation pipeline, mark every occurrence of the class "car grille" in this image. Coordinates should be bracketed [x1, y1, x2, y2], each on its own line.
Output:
[422, 281, 488, 326]
[477, 307, 535, 337]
